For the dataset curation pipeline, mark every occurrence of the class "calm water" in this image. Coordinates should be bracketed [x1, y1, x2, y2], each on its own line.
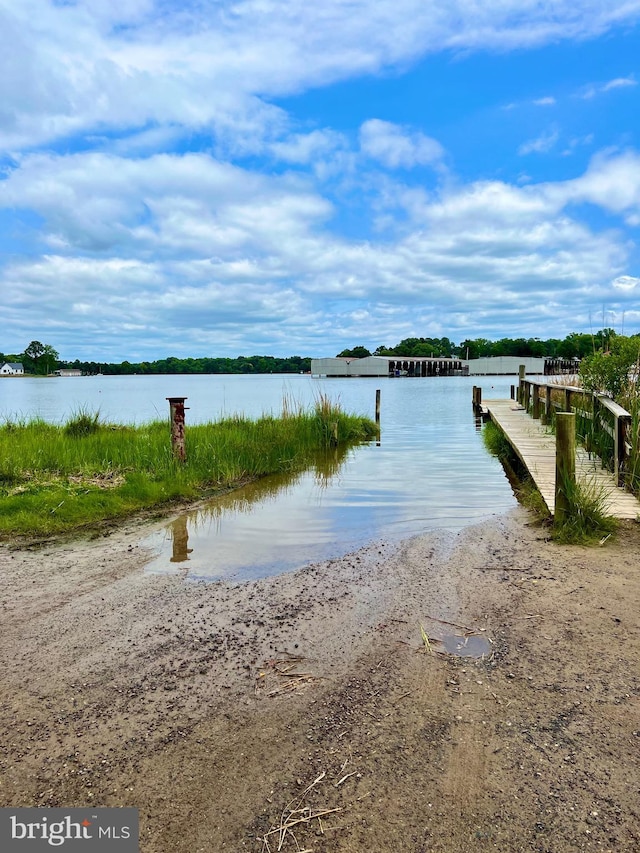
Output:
[0, 374, 518, 580]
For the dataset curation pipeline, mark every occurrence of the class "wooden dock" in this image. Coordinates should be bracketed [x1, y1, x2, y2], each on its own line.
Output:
[484, 399, 640, 519]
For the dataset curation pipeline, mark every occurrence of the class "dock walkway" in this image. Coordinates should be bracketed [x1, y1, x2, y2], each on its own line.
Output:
[484, 399, 640, 519]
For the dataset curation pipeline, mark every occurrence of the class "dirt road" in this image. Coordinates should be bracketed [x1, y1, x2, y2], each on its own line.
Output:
[1, 507, 639, 851]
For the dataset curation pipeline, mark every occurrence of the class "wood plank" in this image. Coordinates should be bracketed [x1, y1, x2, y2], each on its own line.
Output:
[484, 399, 640, 519]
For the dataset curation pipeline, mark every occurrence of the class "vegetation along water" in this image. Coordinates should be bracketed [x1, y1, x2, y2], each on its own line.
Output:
[0, 397, 378, 540]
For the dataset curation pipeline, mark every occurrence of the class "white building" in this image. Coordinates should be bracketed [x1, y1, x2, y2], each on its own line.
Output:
[0, 362, 25, 376]
[311, 354, 549, 377]
[311, 355, 466, 377]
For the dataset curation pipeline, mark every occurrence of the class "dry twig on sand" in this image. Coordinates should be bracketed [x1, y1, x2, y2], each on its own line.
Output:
[254, 655, 319, 698]
[260, 771, 343, 852]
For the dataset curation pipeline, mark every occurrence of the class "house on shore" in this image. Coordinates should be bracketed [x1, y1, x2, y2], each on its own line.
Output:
[0, 362, 25, 376]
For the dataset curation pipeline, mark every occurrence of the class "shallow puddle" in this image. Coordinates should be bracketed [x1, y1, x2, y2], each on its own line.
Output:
[436, 634, 493, 658]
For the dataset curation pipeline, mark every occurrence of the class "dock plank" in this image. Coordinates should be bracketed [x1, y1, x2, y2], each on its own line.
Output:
[484, 399, 640, 519]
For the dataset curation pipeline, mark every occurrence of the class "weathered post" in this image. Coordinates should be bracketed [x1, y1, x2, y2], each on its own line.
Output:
[510, 385, 515, 400]
[544, 385, 552, 425]
[518, 365, 526, 406]
[167, 397, 188, 461]
[554, 412, 576, 527]
[532, 384, 541, 420]
[375, 389, 381, 424]
[330, 421, 338, 446]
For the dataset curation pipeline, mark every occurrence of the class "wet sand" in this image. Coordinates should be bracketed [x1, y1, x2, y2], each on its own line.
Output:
[1, 507, 639, 851]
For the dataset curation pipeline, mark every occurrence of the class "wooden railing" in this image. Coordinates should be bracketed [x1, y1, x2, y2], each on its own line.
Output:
[517, 377, 632, 487]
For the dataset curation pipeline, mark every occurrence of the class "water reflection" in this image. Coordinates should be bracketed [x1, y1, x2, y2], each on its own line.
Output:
[137, 375, 519, 582]
[143, 446, 355, 580]
[169, 515, 193, 563]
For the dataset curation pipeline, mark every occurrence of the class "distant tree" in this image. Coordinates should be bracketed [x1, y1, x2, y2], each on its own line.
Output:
[22, 340, 59, 375]
[41, 344, 59, 375]
[336, 346, 371, 358]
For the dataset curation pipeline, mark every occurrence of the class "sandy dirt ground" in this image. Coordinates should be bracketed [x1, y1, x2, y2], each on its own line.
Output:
[1, 506, 639, 852]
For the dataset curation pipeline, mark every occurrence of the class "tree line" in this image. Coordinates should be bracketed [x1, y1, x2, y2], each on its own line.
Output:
[2, 329, 637, 376]
[0, 343, 311, 375]
[337, 329, 625, 360]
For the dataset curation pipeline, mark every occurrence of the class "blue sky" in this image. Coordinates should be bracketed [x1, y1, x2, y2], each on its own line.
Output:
[1, 1, 640, 361]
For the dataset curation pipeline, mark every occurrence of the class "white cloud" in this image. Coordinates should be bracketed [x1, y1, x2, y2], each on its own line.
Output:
[359, 120, 445, 169]
[581, 76, 638, 99]
[518, 128, 560, 155]
[551, 149, 640, 214]
[612, 275, 640, 289]
[2, 1, 640, 151]
[533, 96, 556, 106]
[269, 130, 348, 165]
[2, 147, 638, 357]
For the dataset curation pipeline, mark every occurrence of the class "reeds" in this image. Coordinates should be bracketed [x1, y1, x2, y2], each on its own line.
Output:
[552, 473, 617, 545]
[0, 403, 378, 539]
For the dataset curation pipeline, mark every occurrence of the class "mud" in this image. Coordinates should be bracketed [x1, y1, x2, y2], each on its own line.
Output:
[1, 507, 639, 851]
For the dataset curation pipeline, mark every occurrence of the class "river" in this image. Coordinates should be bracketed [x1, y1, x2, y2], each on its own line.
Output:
[0, 373, 518, 579]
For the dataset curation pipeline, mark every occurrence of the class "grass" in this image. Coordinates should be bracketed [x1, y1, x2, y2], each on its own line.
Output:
[0, 397, 378, 541]
[552, 474, 617, 545]
[481, 419, 513, 464]
[483, 419, 616, 543]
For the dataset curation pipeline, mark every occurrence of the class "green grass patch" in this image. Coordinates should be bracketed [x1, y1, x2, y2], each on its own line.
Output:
[0, 399, 378, 541]
[484, 419, 616, 543]
[552, 474, 617, 545]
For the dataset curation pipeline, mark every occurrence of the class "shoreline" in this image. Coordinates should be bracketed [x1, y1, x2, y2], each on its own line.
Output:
[1, 507, 638, 851]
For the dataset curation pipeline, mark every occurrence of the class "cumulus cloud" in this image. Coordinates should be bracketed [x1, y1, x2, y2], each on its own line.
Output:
[359, 120, 445, 169]
[1, 146, 638, 357]
[2, 1, 640, 151]
[2, 2, 640, 357]
[612, 275, 640, 289]
[551, 149, 640, 215]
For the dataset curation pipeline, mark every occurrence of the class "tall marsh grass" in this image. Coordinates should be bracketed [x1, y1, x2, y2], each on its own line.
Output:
[0, 401, 378, 540]
[552, 473, 617, 545]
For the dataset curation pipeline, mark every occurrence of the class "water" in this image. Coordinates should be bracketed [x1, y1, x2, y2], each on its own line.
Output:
[0, 374, 517, 579]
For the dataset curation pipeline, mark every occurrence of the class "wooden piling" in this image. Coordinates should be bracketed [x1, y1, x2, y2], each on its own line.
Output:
[167, 397, 188, 461]
[532, 385, 541, 420]
[375, 389, 381, 424]
[330, 421, 338, 446]
[554, 412, 576, 525]
[518, 365, 526, 405]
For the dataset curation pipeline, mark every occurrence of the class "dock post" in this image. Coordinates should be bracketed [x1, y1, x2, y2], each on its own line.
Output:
[166, 397, 188, 461]
[554, 412, 576, 526]
[544, 385, 552, 424]
[510, 385, 515, 400]
[518, 365, 526, 406]
[375, 389, 381, 424]
[532, 384, 541, 419]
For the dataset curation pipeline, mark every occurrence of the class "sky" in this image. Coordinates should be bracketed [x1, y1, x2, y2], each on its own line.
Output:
[1, 1, 640, 361]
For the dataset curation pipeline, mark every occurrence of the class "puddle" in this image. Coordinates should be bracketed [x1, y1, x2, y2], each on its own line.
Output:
[435, 634, 493, 658]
